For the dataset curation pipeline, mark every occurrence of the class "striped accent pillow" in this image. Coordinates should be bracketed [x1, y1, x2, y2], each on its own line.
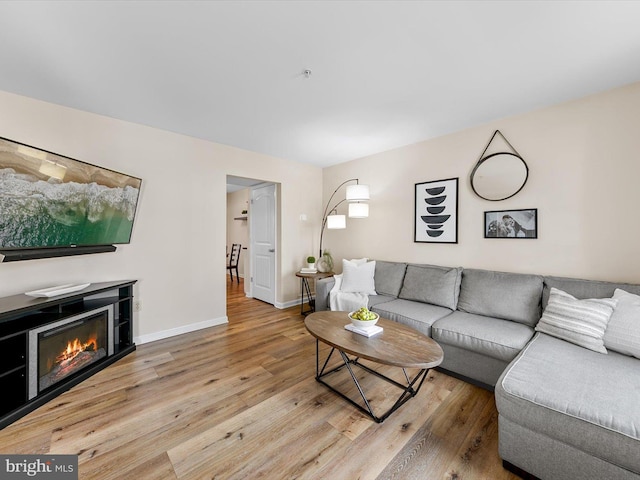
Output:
[535, 287, 617, 353]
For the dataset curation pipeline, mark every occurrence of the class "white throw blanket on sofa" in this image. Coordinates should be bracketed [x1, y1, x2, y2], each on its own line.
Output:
[329, 274, 369, 312]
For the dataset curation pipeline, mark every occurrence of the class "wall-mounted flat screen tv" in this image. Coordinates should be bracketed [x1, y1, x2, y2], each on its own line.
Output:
[0, 136, 142, 251]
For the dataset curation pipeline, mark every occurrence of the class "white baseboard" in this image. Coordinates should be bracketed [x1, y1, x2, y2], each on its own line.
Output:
[134, 316, 229, 345]
[134, 298, 306, 344]
[275, 297, 306, 309]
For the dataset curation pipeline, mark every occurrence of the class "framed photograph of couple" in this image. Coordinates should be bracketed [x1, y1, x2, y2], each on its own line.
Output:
[484, 208, 537, 238]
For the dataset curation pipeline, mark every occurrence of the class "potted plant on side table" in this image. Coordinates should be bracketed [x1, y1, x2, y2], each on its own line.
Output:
[306, 256, 316, 270]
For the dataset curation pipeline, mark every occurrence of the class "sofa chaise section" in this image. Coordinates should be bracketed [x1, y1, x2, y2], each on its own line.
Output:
[495, 274, 640, 480]
[496, 332, 640, 480]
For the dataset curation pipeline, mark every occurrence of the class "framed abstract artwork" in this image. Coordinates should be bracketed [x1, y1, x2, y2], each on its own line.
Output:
[484, 208, 538, 238]
[414, 177, 458, 243]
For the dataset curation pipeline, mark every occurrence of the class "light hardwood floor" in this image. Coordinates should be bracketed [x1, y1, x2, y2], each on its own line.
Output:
[0, 279, 519, 480]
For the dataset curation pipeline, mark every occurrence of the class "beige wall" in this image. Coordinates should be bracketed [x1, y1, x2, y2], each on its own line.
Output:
[322, 82, 640, 284]
[0, 90, 322, 341]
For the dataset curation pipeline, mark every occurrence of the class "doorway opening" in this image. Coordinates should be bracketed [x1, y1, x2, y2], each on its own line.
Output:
[226, 176, 279, 309]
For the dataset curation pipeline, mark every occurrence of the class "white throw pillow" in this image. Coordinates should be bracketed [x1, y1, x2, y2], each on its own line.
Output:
[341, 259, 377, 295]
[535, 287, 617, 354]
[604, 289, 640, 359]
[349, 258, 369, 266]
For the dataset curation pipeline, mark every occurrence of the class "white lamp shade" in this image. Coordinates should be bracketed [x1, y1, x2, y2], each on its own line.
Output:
[346, 184, 370, 201]
[326, 214, 346, 229]
[348, 202, 369, 218]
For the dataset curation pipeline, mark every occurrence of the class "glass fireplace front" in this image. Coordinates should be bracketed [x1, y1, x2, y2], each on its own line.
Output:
[28, 306, 114, 399]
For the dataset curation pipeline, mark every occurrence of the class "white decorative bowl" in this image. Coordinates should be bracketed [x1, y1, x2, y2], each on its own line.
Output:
[348, 311, 379, 329]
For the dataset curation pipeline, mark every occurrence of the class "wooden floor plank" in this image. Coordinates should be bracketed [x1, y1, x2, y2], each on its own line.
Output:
[166, 378, 337, 477]
[0, 278, 518, 480]
[77, 395, 249, 480]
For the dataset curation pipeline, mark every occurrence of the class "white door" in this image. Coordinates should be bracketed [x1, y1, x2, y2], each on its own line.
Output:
[250, 183, 276, 304]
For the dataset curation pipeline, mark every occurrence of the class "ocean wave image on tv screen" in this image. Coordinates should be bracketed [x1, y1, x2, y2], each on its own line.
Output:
[0, 168, 140, 248]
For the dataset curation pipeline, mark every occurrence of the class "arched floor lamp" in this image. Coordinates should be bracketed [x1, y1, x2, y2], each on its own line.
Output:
[319, 179, 370, 258]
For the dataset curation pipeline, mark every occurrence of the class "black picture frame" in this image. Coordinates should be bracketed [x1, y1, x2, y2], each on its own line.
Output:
[484, 208, 537, 238]
[414, 177, 458, 243]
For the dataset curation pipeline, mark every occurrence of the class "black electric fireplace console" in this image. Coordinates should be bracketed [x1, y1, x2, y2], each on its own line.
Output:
[0, 280, 137, 429]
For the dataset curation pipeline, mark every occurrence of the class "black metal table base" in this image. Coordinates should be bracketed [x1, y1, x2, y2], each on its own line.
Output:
[299, 277, 315, 316]
[314, 340, 430, 423]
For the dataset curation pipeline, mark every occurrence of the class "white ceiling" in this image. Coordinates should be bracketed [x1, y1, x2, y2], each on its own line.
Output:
[1, 1, 639, 169]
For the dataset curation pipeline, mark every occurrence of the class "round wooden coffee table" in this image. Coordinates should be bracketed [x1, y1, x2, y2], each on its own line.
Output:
[305, 311, 443, 422]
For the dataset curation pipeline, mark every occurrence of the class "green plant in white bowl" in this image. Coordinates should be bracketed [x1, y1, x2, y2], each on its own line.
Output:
[306, 256, 316, 269]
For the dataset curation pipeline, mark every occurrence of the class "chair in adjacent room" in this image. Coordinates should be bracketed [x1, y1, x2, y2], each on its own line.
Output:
[227, 243, 241, 283]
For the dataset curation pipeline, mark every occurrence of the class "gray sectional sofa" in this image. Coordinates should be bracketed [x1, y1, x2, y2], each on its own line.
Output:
[315, 261, 640, 480]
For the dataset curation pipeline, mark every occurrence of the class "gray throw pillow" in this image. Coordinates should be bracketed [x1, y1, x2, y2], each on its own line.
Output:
[374, 261, 407, 297]
[398, 264, 462, 310]
[535, 287, 617, 354]
[457, 269, 543, 326]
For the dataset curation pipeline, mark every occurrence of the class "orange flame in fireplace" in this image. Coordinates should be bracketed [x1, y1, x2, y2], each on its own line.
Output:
[55, 335, 98, 365]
